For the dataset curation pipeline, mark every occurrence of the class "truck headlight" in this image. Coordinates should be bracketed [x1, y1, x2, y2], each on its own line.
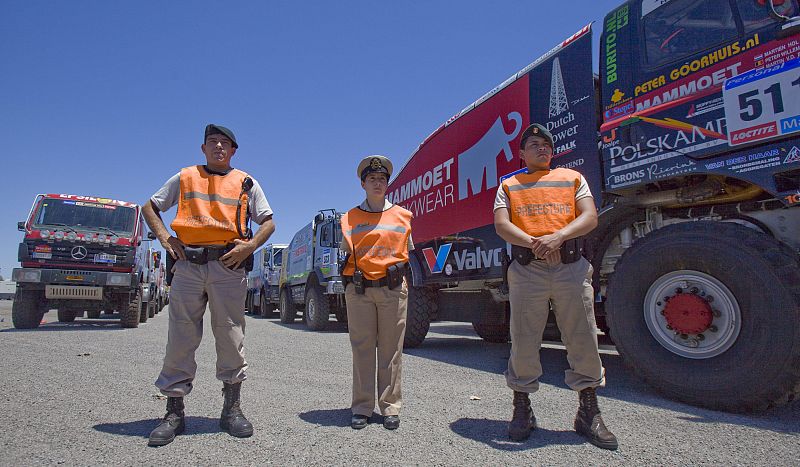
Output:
[13, 268, 42, 283]
[107, 273, 132, 286]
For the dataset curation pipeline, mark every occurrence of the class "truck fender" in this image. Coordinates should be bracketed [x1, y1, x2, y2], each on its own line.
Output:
[407, 253, 424, 287]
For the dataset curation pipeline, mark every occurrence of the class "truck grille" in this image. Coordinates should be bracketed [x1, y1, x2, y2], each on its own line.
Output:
[25, 241, 132, 266]
[45, 285, 103, 300]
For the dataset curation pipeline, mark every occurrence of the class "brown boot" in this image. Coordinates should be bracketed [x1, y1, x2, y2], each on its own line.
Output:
[574, 387, 618, 450]
[508, 391, 536, 441]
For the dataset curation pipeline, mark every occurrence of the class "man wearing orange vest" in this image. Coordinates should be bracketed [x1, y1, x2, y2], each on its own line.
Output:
[493, 123, 617, 450]
[340, 155, 413, 431]
[142, 124, 275, 446]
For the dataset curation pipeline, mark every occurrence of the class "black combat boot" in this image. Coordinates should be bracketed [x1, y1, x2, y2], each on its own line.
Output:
[148, 396, 185, 447]
[220, 382, 254, 437]
[574, 387, 618, 450]
[508, 391, 536, 441]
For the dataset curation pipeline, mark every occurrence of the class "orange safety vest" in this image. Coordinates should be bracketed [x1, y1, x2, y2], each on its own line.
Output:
[341, 204, 412, 280]
[501, 168, 581, 237]
[171, 165, 249, 246]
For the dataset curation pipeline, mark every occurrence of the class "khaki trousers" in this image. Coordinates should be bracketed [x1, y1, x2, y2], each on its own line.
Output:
[345, 280, 408, 416]
[505, 257, 605, 393]
[155, 260, 248, 397]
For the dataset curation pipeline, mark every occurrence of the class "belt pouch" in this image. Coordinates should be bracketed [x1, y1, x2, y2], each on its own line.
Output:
[386, 263, 404, 289]
[243, 253, 254, 272]
[166, 253, 175, 286]
[184, 247, 208, 265]
[510, 244, 533, 265]
[560, 237, 584, 264]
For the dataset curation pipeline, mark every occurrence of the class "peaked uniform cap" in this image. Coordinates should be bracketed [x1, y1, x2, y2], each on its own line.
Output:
[357, 155, 393, 180]
[204, 124, 239, 148]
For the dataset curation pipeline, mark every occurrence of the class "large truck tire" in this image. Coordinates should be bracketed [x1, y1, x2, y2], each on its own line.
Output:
[279, 289, 296, 324]
[334, 301, 348, 323]
[139, 299, 149, 323]
[147, 300, 156, 319]
[57, 308, 77, 323]
[606, 221, 800, 413]
[472, 303, 510, 343]
[120, 290, 141, 328]
[260, 291, 277, 318]
[404, 284, 436, 348]
[12, 289, 44, 329]
[305, 283, 330, 331]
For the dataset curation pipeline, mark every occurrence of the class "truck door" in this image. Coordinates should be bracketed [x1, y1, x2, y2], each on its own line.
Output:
[601, 0, 800, 193]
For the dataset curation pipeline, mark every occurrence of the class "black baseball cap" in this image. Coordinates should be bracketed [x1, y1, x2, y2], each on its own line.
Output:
[204, 124, 238, 148]
[519, 123, 553, 149]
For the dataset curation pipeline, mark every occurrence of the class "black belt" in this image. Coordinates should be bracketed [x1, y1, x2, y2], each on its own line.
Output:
[184, 245, 236, 265]
[343, 275, 390, 288]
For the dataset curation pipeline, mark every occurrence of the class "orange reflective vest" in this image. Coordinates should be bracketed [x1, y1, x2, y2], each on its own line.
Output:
[501, 168, 580, 237]
[171, 165, 249, 246]
[341, 204, 412, 280]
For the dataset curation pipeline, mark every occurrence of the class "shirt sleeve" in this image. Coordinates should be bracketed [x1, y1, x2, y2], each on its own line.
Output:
[493, 184, 510, 211]
[248, 178, 274, 225]
[150, 173, 181, 212]
[575, 175, 593, 202]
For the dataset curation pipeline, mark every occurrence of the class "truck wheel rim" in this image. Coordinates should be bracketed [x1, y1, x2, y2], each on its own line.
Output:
[643, 270, 741, 359]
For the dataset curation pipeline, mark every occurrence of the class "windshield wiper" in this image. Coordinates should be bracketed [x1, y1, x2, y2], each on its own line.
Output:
[40, 222, 79, 234]
[95, 226, 121, 237]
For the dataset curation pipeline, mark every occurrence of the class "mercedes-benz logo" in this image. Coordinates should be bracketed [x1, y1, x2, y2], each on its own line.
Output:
[71, 246, 88, 260]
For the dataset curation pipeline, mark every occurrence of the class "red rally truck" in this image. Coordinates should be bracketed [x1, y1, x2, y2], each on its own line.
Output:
[390, 0, 800, 412]
[12, 194, 156, 328]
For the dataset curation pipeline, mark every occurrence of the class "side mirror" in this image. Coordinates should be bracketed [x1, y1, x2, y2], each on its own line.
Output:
[314, 213, 324, 224]
[147, 231, 157, 240]
[17, 221, 25, 231]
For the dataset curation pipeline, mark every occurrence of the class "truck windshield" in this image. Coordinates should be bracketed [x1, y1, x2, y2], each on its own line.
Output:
[33, 198, 137, 234]
[273, 250, 283, 266]
[643, 0, 738, 67]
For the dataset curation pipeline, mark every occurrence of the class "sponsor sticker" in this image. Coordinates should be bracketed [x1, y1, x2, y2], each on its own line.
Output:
[724, 57, 800, 146]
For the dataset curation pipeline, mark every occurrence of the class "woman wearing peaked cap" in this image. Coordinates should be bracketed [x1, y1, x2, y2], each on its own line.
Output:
[340, 155, 414, 430]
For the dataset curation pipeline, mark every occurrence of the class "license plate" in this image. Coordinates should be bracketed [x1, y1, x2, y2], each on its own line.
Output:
[66, 275, 84, 281]
[32, 252, 52, 259]
[94, 253, 117, 264]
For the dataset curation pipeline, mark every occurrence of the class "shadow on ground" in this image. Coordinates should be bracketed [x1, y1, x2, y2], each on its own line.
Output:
[93, 416, 221, 438]
[298, 408, 355, 428]
[450, 418, 585, 451]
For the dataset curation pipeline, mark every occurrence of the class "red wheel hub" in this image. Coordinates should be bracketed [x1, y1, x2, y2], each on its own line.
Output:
[663, 293, 713, 334]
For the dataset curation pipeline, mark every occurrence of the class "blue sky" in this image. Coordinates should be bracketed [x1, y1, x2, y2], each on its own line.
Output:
[1, 0, 624, 278]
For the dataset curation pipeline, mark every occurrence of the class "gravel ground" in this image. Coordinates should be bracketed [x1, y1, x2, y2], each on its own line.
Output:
[0, 300, 798, 466]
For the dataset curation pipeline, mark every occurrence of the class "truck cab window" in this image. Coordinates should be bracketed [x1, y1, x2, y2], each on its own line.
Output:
[735, 0, 798, 32]
[273, 250, 283, 266]
[644, 0, 738, 66]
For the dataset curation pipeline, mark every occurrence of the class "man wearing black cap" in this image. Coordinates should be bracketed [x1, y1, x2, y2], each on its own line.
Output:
[493, 123, 617, 450]
[142, 124, 275, 446]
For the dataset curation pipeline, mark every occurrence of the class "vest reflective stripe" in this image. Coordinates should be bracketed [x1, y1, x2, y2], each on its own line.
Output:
[501, 168, 579, 237]
[184, 192, 240, 206]
[171, 165, 249, 245]
[341, 205, 413, 280]
[347, 224, 408, 236]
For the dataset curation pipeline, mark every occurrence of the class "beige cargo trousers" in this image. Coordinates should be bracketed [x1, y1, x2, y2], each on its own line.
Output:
[155, 260, 248, 396]
[505, 257, 606, 393]
[345, 281, 408, 417]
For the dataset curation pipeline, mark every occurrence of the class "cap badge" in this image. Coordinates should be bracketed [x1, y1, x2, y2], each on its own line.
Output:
[532, 127, 538, 134]
[370, 158, 383, 170]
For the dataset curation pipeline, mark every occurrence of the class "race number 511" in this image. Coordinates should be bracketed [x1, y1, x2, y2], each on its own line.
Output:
[723, 58, 800, 146]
